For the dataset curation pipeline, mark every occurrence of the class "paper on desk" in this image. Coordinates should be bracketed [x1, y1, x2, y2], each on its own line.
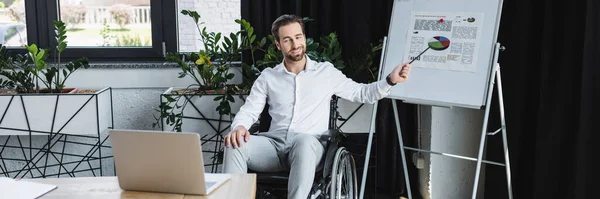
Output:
[0, 177, 57, 199]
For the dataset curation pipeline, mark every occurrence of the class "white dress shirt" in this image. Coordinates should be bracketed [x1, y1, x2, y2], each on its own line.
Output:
[231, 56, 393, 136]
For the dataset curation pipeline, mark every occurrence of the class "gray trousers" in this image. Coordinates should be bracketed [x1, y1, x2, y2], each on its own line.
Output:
[223, 130, 326, 199]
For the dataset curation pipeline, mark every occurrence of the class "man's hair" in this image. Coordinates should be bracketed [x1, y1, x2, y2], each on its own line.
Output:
[271, 14, 305, 42]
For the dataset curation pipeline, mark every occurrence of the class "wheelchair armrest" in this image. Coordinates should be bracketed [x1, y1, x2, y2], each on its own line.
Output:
[248, 122, 261, 135]
[319, 129, 340, 143]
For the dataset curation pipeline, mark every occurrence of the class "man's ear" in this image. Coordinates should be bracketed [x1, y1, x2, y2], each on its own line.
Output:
[275, 40, 281, 50]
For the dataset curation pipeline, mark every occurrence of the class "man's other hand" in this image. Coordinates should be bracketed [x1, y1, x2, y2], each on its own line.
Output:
[224, 125, 250, 149]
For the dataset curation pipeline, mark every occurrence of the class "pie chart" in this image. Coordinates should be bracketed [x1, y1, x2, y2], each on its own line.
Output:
[428, 36, 450, 50]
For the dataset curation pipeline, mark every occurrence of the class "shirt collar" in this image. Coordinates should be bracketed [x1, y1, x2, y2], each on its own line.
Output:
[276, 55, 317, 73]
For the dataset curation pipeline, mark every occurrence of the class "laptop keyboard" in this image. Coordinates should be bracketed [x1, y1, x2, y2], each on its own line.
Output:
[205, 181, 216, 190]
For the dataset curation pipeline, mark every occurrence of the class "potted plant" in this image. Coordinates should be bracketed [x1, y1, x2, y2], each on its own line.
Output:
[154, 10, 265, 173]
[0, 21, 114, 179]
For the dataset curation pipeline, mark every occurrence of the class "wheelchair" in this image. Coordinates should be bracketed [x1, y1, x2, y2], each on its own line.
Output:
[248, 97, 358, 199]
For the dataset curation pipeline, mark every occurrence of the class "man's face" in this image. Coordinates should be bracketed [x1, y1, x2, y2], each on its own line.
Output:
[275, 22, 306, 62]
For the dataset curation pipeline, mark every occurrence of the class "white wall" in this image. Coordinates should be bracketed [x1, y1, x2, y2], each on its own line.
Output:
[178, 0, 241, 53]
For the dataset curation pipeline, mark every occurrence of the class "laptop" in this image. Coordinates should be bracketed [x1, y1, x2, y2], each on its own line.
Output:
[109, 129, 231, 195]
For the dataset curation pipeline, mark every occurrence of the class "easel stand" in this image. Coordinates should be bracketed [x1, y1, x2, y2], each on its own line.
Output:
[359, 43, 513, 199]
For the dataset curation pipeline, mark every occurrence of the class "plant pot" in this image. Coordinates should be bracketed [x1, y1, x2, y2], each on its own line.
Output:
[0, 87, 114, 136]
[38, 88, 79, 94]
[0, 88, 80, 95]
[171, 89, 225, 95]
[0, 87, 114, 178]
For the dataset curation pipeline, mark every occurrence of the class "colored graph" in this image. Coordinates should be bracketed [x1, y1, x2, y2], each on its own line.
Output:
[428, 36, 450, 50]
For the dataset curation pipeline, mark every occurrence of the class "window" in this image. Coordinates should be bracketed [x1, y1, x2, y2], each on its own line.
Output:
[1, 0, 243, 60]
[2, 0, 178, 61]
[58, 0, 153, 47]
[49, 0, 177, 61]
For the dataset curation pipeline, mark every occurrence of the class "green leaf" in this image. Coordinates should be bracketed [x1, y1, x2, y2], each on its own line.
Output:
[68, 57, 89, 70]
[54, 20, 65, 28]
[57, 43, 67, 53]
[307, 51, 319, 60]
[248, 27, 254, 37]
[328, 32, 336, 39]
[215, 32, 222, 44]
[259, 37, 267, 47]
[35, 58, 46, 71]
[26, 44, 38, 55]
[165, 53, 180, 62]
[332, 50, 341, 59]
[158, 103, 170, 109]
[241, 19, 250, 29]
[169, 114, 175, 123]
[65, 62, 74, 71]
[302, 17, 315, 22]
[44, 68, 56, 85]
[181, 10, 200, 23]
[35, 49, 45, 61]
[224, 37, 232, 47]
[165, 95, 177, 102]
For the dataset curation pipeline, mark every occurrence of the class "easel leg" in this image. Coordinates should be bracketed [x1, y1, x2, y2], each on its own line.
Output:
[496, 65, 514, 199]
[359, 101, 379, 199]
[359, 100, 414, 199]
[471, 64, 497, 199]
[392, 100, 413, 199]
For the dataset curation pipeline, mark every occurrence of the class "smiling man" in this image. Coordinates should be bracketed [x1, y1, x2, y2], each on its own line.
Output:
[222, 14, 411, 199]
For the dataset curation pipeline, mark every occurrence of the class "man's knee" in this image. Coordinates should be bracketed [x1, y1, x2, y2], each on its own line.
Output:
[292, 133, 321, 148]
[223, 141, 249, 160]
[290, 134, 324, 160]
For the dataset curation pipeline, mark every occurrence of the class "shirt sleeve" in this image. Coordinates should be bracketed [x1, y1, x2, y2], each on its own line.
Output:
[328, 64, 393, 104]
[231, 72, 268, 130]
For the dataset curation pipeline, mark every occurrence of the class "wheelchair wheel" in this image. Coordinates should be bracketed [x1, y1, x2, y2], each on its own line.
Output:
[330, 147, 357, 199]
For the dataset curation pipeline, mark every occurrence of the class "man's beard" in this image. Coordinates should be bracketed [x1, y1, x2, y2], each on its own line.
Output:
[285, 48, 305, 61]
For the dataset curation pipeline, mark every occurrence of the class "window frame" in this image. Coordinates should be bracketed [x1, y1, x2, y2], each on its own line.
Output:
[4, 0, 178, 62]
